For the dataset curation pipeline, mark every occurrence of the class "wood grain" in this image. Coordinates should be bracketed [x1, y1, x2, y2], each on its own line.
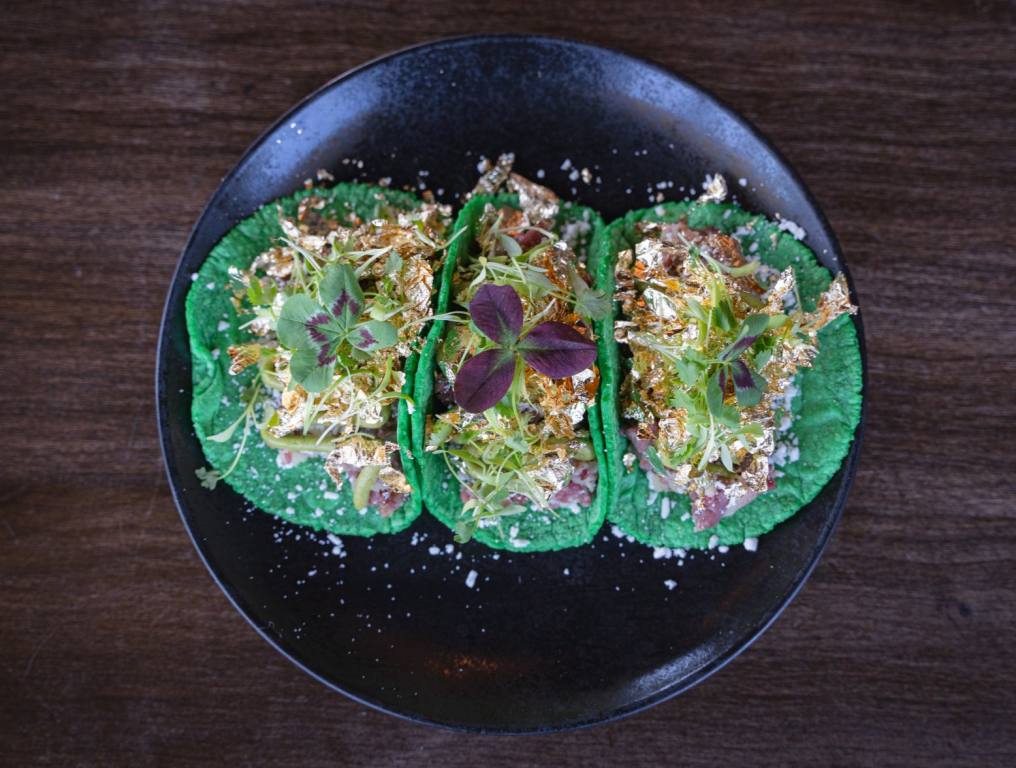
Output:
[2, 0, 1014, 765]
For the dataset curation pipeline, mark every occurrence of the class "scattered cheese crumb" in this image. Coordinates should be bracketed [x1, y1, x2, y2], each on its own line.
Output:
[778, 218, 807, 241]
[465, 570, 478, 589]
[744, 537, 759, 552]
[664, 579, 678, 591]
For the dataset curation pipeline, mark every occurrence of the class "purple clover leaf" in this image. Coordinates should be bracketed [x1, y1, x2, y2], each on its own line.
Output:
[517, 321, 598, 378]
[453, 348, 517, 413]
[468, 283, 523, 345]
[453, 283, 597, 413]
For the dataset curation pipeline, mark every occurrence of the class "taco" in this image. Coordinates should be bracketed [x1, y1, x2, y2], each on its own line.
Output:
[413, 157, 610, 551]
[187, 182, 452, 535]
[594, 178, 862, 549]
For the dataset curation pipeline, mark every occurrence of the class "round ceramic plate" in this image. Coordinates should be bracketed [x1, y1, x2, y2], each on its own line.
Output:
[157, 35, 865, 733]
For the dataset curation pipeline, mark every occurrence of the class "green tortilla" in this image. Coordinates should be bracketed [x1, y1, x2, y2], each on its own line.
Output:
[594, 201, 863, 549]
[186, 183, 426, 536]
[413, 195, 610, 551]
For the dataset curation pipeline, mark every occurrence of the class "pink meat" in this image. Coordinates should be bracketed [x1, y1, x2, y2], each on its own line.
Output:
[512, 229, 545, 250]
[338, 463, 407, 518]
[458, 460, 597, 510]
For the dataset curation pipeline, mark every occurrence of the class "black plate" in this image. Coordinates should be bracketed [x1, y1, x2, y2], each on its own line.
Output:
[157, 35, 865, 733]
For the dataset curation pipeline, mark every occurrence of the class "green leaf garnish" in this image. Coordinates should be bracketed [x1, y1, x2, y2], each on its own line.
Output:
[568, 266, 611, 321]
[348, 320, 399, 352]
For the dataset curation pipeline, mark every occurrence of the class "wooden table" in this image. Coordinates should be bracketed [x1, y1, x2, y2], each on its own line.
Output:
[2, 1, 1013, 764]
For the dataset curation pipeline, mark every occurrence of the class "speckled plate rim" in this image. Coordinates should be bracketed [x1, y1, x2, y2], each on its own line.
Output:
[156, 33, 867, 734]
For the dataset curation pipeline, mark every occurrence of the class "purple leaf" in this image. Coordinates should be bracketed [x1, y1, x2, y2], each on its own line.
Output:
[731, 359, 766, 407]
[517, 322, 596, 379]
[469, 284, 523, 346]
[453, 348, 517, 413]
[720, 314, 770, 361]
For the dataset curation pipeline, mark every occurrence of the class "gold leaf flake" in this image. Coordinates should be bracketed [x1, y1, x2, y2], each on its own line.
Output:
[226, 343, 261, 375]
[507, 172, 560, 226]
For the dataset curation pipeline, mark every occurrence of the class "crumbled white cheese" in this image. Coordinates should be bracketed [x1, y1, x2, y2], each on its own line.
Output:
[778, 218, 807, 241]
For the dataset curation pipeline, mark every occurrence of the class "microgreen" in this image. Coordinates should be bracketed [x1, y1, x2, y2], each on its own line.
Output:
[452, 284, 596, 413]
[567, 266, 611, 321]
[658, 307, 775, 475]
[277, 262, 398, 392]
[196, 379, 263, 489]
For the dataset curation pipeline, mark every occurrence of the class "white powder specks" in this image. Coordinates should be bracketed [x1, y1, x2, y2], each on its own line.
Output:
[609, 524, 633, 544]
[563, 568, 570, 576]
[465, 570, 478, 589]
[778, 218, 807, 241]
[326, 533, 346, 558]
[216, 320, 229, 332]
[427, 546, 441, 556]
[738, 177, 747, 187]
[664, 579, 678, 591]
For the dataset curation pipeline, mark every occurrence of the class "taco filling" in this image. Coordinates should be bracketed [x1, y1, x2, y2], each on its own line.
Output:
[424, 161, 606, 541]
[210, 191, 451, 517]
[613, 191, 857, 531]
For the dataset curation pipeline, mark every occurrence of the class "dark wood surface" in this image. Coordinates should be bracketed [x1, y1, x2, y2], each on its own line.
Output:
[2, 1, 1014, 764]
